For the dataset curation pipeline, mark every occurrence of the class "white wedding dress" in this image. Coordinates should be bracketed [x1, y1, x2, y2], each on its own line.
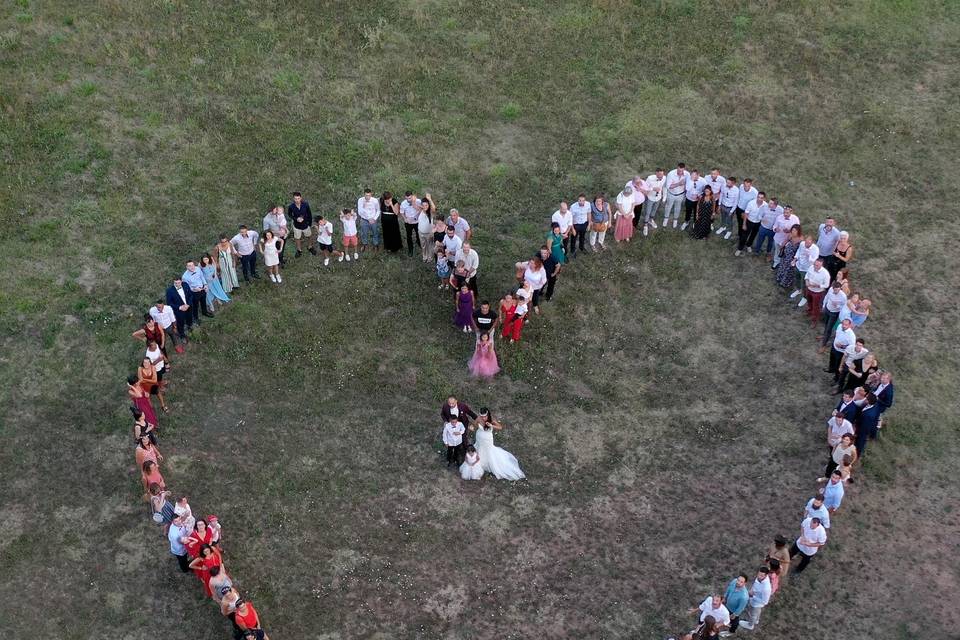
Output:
[473, 427, 525, 480]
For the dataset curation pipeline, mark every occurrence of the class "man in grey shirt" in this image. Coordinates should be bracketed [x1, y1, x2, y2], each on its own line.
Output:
[230, 224, 260, 282]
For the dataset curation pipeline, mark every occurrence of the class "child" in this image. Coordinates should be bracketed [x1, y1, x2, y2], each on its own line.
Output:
[454, 284, 474, 332]
[468, 331, 500, 378]
[315, 215, 344, 266]
[442, 417, 465, 468]
[449, 259, 468, 290]
[505, 289, 529, 343]
[436, 249, 451, 289]
[460, 445, 484, 480]
[339, 208, 359, 260]
[767, 559, 781, 596]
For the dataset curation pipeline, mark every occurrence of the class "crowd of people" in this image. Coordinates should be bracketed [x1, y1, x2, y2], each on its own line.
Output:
[124, 164, 895, 638]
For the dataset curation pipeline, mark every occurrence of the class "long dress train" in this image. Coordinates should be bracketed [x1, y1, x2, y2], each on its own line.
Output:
[473, 426, 525, 480]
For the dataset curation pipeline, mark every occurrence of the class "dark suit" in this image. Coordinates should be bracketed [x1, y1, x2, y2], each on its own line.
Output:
[165, 285, 194, 338]
[855, 403, 881, 457]
[440, 401, 477, 425]
[835, 399, 860, 424]
[876, 383, 895, 414]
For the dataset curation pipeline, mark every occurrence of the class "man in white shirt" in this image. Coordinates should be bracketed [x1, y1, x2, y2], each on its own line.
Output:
[804, 258, 831, 322]
[230, 224, 260, 282]
[399, 190, 422, 257]
[689, 593, 730, 631]
[663, 162, 688, 227]
[682, 170, 706, 230]
[442, 418, 466, 467]
[790, 517, 827, 573]
[569, 193, 591, 256]
[456, 242, 480, 295]
[754, 197, 783, 259]
[149, 300, 180, 347]
[624, 175, 649, 231]
[827, 318, 856, 376]
[736, 191, 766, 256]
[819, 280, 848, 349]
[643, 168, 665, 233]
[771, 205, 800, 267]
[826, 411, 854, 449]
[551, 201, 575, 256]
[734, 178, 758, 248]
[716, 176, 740, 238]
[790, 236, 820, 301]
[446, 209, 472, 243]
[737, 567, 772, 630]
[356, 189, 381, 251]
[315, 214, 344, 266]
[441, 226, 463, 269]
[704, 168, 725, 215]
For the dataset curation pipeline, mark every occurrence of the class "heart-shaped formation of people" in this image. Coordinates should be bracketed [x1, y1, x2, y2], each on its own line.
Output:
[126, 166, 894, 639]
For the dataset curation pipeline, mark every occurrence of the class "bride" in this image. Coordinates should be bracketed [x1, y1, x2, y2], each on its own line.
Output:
[471, 409, 525, 481]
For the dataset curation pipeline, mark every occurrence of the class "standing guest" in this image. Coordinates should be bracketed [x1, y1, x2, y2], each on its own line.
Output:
[774, 225, 802, 289]
[259, 230, 284, 284]
[827, 433, 858, 477]
[456, 242, 481, 295]
[200, 254, 230, 311]
[215, 235, 240, 294]
[453, 284, 475, 333]
[432, 214, 448, 252]
[733, 178, 758, 245]
[261, 205, 288, 266]
[803, 258, 831, 323]
[399, 190, 422, 256]
[539, 245, 561, 302]
[804, 495, 832, 530]
[220, 587, 243, 637]
[138, 356, 168, 413]
[624, 175, 649, 230]
[765, 535, 792, 588]
[472, 300, 498, 334]
[339, 208, 359, 260]
[417, 196, 436, 262]
[185, 518, 213, 559]
[822, 469, 846, 512]
[150, 483, 175, 528]
[737, 567, 772, 631]
[149, 300, 180, 350]
[816, 217, 841, 257]
[682, 169, 706, 230]
[643, 168, 665, 231]
[315, 214, 344, 266]
[449, 260, 468, 292]
[440, 396, 477, 425]
[826, 318, 856, 377]
[288, 192, 316, 257]
[767, 560, 782, 596]
[182, 260, 214, 322]
[141, 460, 165, 493]
[689, 594, 730, 631]
[208, 566, 232, 605]
[835, 389, 861, 424]
[165, 277, 194, 338]
[826, 411, 854, 453]
[716, 176, 740, 239]
[516, 255, 548, 314]
[547, 222, 567, 265]
[379, 190, 403, 253]
[468, 331, 500, 378]
[722, 574, 749, 634]
[188, 544, 223, 598]
[173, 496, 194, 531]
[446, 208, 472, 243]
[144, 339, 166, 393]
[855, 393, 881, 457]
[498, 293, 517, 338]
[443, 417, 466, 468]
[825, 230, 854, 281]
[851, 297, 872, 327]
[131, 406, 157, 443]
[132, 314, 169, 362]
[735, 189, 765, 256]
[234, 599, 270, 640]
[230, 225, 260, 282]
[614, 185, 635, 243]
[570, 193, 591, 255]
[357, 189, 381, 251]
[551, 200, 575, 255]
[789, 236, 820, 303]
[875, 372, 895, 415]
[704, 168, 725, 219]
[753, 196, 782, 259]
[128, 376, 158, 428]
[441, 225, 464, 265]
[507, 290, 529, 343]
[435, 249, 451, 290]
[691, 186, 715, 240]
[789, 517, 827, 574]
[134, 434, 162, 475]
[168, 514, 192, 573]
[838, 346, 875, 393]
[663, 162, 688, 227]
[772, 206, 800, 268]
[589, 193, 611, 250]
[819, 280, 848, 349]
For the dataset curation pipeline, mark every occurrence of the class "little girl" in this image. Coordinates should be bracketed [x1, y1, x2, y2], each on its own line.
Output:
[339, 208, 359, 260]
[468, 331, 500, 378]
[436, 249, 451, 289]
[453, 284, 474, 332]
[460, 445, 484, 480]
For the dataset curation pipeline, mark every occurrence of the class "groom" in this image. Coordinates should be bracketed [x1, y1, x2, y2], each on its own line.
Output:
[442, 417, 466, 467]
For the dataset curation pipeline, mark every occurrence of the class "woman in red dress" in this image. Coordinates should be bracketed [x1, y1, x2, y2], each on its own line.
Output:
[234, 598, 270, 639]
[498, 293, 517, 341]
[188, 543, 223, 597]
[185, 518, 213, 559]
[127, 375, 158, 428]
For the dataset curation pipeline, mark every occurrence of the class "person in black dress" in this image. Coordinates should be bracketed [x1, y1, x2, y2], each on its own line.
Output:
[691, 186, 715, 239]
[379, 191, 403, 253]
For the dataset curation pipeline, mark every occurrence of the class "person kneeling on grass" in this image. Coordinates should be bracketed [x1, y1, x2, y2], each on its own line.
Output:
[314, 214, 344, 266]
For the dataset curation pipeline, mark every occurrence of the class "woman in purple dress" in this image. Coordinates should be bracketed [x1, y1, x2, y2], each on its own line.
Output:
[453, 284, 475, 332]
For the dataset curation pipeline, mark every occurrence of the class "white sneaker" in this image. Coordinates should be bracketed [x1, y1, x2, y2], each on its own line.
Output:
[643, 225, 649, 237]
[270, 274, 277, 283]
[715, 226, 725, 235]
[724, 231, 732, 240]
[276, 274, 282, 283]
[735, 250, 742, 257]
[650, 220, 657, 229]
[345, 253, 351, 261]
[353, 252, 359, 259]
[746, 246, 753, 253]
[324, 257, 330, 266]
[680, 222, 688, 231]
[790, 290, 802, 299]
[338, 255, 344, 262]
[797, 298, 808, 307]
[662, 218, 669, 228]
[672, 219, 678, 228]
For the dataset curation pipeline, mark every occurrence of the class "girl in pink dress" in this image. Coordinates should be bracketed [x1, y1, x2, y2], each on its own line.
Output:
[468, 331, 500, 378]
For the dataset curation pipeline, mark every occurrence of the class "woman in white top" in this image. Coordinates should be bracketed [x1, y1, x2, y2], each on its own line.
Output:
[259, 230, 284, 283]
[515, 255, 547, 314]
[417, 195, 436, 262]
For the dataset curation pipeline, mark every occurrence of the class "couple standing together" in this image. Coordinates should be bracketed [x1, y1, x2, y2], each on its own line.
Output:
[440, 397, 525, 481]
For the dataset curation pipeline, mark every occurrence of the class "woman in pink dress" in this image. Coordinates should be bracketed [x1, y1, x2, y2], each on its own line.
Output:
[127, 374, 158, 426]
[468, 331, 500, 378]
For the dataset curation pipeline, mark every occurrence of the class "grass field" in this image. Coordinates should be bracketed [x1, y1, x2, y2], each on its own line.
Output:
[2, 1, 959, 638]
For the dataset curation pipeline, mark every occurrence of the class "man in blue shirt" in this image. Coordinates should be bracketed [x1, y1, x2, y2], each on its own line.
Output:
[182, 260, 215, 323]
[168, 515, 191, 572]
[823, 469, 845, 512]
[722, 573, 749, 633]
